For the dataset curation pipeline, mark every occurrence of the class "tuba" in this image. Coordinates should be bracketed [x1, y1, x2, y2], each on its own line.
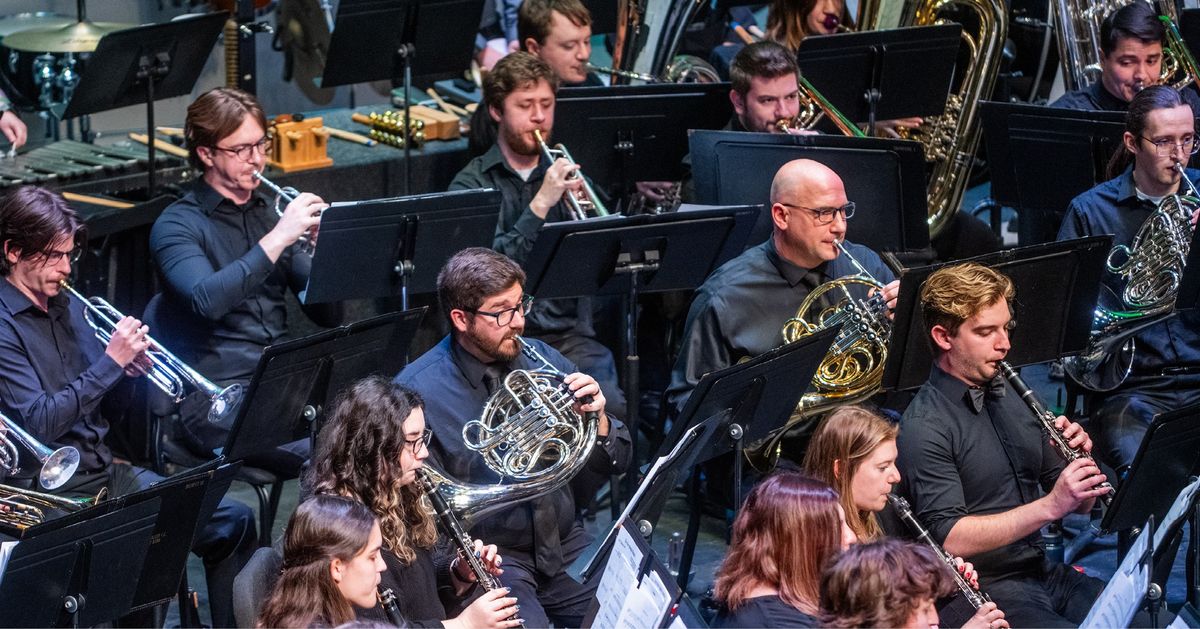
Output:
[0, 411, 80, 490]
[1050, 0, 1127, 92]
[611, 0, 709, 85]
[420, 337, 599, 526]
[747, 241, 892, 468]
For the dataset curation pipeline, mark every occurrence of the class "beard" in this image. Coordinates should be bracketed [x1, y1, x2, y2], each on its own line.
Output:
[501, 124, 543, 157]
[465, 323, 521, 363]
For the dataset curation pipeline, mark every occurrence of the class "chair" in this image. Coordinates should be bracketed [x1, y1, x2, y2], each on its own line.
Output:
[232, 546, 283, 628]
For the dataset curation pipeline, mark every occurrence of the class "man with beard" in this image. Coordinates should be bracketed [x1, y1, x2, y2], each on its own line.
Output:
[394, 247, 631, 628]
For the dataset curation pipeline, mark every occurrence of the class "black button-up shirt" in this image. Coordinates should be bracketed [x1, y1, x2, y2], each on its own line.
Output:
[448, 143, 594, 338]
[1059, 167, 1200, 377]
[666, 237, 895, 413]
[149, 179, 311, 382]
[1050, 82, 1200, 112]
[395, 335, 631, 559]
[896, 364, 1065, 581]
[0, 280, 126, 473]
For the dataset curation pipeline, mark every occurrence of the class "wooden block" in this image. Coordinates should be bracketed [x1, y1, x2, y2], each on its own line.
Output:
[409, 105, 460, 140]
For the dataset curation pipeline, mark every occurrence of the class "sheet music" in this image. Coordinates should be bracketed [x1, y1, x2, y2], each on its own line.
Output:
[611, 566, 674, 629]
[593, 525, 645, 629]
[1080, 519, 1152, 629]
[1154, 477, 1200, 552]
[0, 540, 16, 589]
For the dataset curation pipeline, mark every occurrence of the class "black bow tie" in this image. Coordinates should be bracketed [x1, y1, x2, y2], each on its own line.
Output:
[966, 377, 1006, 413]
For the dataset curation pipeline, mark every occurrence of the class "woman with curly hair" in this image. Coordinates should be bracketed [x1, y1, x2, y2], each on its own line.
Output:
[310, 376, 520, 629]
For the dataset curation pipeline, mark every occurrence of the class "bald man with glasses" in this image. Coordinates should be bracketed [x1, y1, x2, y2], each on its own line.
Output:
[666, 158, 899, 416]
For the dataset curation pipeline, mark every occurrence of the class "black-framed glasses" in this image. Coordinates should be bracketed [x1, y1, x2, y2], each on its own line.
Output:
[1140, 135, 1200, 157]
[39, 246, 82, 265]
[404, 428, 432, 455]
[466, 294, 534, 327]
[780, 201, 856, 225]
[210, 136, 272, 161]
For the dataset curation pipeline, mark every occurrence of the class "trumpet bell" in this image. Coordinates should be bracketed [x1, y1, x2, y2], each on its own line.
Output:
[205, 382, 244, 424]
[38, 445, 80, 490]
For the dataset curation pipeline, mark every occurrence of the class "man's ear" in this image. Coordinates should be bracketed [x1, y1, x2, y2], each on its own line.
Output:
[524, 37, 540, 55]
[196, 146, 216, 170]
[449, 308, 471, 334]
[3, 241, 19, 266]
[930, 324, 954, 353]
[729, 89, 745, 117]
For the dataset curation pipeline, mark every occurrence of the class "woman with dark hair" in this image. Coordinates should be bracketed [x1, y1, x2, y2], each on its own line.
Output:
[765, 0, 852, 51]
[310, 376, 520, 629]
[258, 495, 386, 628]
[711, 472, 857, 628]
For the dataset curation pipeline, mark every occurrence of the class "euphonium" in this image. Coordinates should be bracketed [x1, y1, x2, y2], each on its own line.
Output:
[1158, 12, 1200, 92]
[0, 410, 80, 490]
[0, 484, 103, 530]
[586, 55, 721, 83]
[59, 282, 243, 424]
[419, 336, 600, 526]
[252, 170, 320, 254]
[533, 130, 609, 221]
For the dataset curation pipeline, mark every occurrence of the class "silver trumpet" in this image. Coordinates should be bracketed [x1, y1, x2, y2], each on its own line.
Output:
[252, 170, 320, 254]
[532, 130, 609, 220]
[59, 282, 243, 425]
[0, 410, 79, 490]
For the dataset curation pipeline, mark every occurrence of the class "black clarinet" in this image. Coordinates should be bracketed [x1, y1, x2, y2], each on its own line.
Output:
[378, 587, 405, 627]
[997, 361, 1115, 506]
[888, 494, 992, 609]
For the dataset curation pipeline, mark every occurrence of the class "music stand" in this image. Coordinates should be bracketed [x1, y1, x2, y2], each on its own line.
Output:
[581, 518, 683, 629]
[220, 309, 426, 462]
[980, 101, 1127, 245]
[796, 25, 961, 134]
[320, 0, 485, 194]
[882, 237, 1111, 391]
[60, 14, 225, 197]
[302, 189, 502, 307]
[688, 129, 930, 252]
[0, 499, 161, 627]
[553, 83, 733, 200]
[1080, 517, 1157, 629]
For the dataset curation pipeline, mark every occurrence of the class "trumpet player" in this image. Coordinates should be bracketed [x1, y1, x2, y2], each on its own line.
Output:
[149, 87, 339, 469]
[395, 247, 631, 628]
[895, 263, 1111, 627]
[0, 186, 257, 628]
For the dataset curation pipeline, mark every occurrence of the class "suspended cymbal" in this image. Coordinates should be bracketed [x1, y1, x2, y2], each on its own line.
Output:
[0, 12, 74, 38]
[3, 21, 133, 53]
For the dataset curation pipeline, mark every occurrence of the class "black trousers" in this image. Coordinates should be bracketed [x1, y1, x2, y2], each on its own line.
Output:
[495, 523, 599, 628]
[973, 561, 1104, 628]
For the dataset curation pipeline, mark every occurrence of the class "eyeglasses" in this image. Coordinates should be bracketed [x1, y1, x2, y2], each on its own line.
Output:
[466, 294, 534, 327]
[780, 201, 856, 225]
[404, 428, 432, 455]
[1140, 135, 1200, 157]
[209, 136, 272, 161]
[40, 246, 81, 265]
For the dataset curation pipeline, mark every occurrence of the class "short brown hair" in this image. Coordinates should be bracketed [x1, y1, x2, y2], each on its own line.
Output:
[802, 405, 898, 542]
[483, 51, 559, 114]
[819, 538, 956, 628]
[437, 247, 526, 325]
[730, 40, 800, 95]
[185, 87, 267, 171]
[0, 186, 82, 276]
[920, 262, 1014, 342]
[518, 0, 592, 48]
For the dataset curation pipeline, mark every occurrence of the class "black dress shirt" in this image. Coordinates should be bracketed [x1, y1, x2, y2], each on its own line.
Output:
[395, 335, 631, 572]
[0, 280, 127, 473]
[356, 545, 457, 627]
[666, 237, 895, 413]
[896, 364, 1066, 580]
[1059, 167, 1200, 378]
[713, 595, 819, 628]
[1050, 82, 1200, 112]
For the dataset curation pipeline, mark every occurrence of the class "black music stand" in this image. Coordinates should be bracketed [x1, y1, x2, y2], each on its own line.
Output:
[0, 499, 161, 627]
[980, 101, 1128, 245]
[581, 518, 684, 628]
[796, 25, 961, 134]
[220, 309, 426, 462]
[320, 0, 484, 194]
[1080, 517, 1158, 628]
[688, 129, 930, 252]
[60, 14, 225, 197]
[882, 237, 1112, 391]
[553, 83, 733, 201]
[302, 189, 502, 307]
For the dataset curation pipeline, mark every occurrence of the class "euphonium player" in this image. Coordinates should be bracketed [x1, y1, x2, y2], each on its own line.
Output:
[0, 186, 256, 628]
[1059, 86, 1200, 473]
[149, 87, 340, 470]
[395, 247, 630, 628]
[895, 263, 1112, 627]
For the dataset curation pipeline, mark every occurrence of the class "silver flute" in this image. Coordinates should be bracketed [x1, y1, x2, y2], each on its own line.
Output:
[888, 493, 992, 609]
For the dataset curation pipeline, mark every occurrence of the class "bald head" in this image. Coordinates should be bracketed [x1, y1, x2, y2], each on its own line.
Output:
[770, 159, 845, 206]
[769, 159, 849, 268]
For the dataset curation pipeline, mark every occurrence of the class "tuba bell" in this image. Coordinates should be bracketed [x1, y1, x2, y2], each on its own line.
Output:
[0, 410, 80, 490]
[420, 336, 600, 526]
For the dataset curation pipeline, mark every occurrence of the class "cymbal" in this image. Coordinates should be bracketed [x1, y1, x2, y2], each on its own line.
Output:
[277, 0, 335, 104]
[0, 12, 74, 38]
[3, 20, 133, 53]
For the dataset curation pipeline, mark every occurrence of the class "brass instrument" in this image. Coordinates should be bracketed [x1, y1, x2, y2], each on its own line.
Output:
[999, 361, 1115, 506]
[748, 241, 891, 468]
[420, 336, 600, 526]
[888, 494, 993, 609]
[0, 411, 79, 490]
[1159, 13, 1200, 91]
[59, 282, 243, 425]
[1050, 0, 1126, 92]
[533, 130, 609, 220]
[822, 15, 853, 32]
[611, 0, 706, 85]
[784, 75, 869, 138]
[252, 170, 320, 254]
[1064, 162, 1198, 391]
[586, 55, 721, 83]
[0, 484, 103, 530]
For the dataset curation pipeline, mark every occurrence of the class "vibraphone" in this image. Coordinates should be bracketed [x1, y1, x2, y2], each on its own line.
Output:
[0, 140, 185, 189]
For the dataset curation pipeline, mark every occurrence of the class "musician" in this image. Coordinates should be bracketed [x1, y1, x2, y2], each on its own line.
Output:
[1059, 85, 1200, 471]
[519, 0, 602, 87]
[0, 90, 27, 150]
[667, 158, 898, 414]
[149, 87, 338, 467]
[1050, 2, 1200, 112]
[450, 52, 626, 423]
[394, 247, 631, 628]
[0, 186, 257, 628]
[310, 376, 520, 628]
[257, 495, 387, 628]
[895, 262, 1109, 627]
